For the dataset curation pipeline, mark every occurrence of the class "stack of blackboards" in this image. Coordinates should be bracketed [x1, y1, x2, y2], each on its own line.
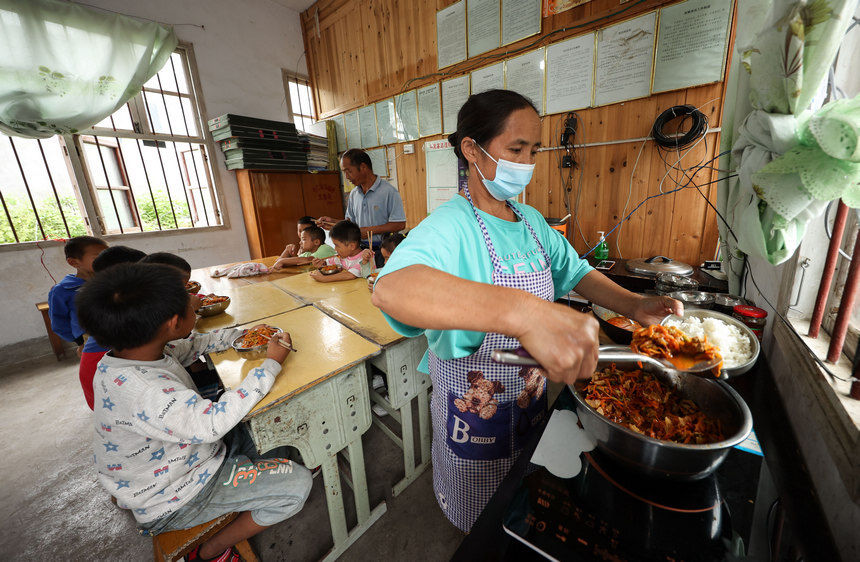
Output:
[208, 114, 328, 171]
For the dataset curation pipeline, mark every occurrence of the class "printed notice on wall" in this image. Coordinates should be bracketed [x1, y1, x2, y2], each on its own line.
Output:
[358, 105, 378, 149]
[417, 83, 443, 137]
[437, 0, 467, 69]
[442, 75, 470, 135]
[468, 0, 501, 57]
[375, 98, 398, 145]
[332, 114, 346, 152]
[343, 110, 361, 150]
[471, 62, 505, 94]
[652, 0, 732, 93]
[366, 147, 388, 177]
[425, 139, 459, 214]
[505, 48, 546, 114]
[501, 0, 542, 46]
[395, 90, 419, 142]
[543, 0, 593, 16]
[546, 33, 595, 114]
[594, 11, 656, 107]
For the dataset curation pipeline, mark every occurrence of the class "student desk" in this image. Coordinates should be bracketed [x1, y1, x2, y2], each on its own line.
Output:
[190, 256, 308, 294]
[195, 282, 304, 333]
[271, 273, 367, 304]
[314, 290, 431, 496]
[210, 306, 386, 562]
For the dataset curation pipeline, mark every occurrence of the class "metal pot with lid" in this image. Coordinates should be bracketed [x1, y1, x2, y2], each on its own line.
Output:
[626, 255, 694, 277]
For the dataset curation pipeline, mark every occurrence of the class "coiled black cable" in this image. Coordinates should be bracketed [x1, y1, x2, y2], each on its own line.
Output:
[651, 105, 709, 149]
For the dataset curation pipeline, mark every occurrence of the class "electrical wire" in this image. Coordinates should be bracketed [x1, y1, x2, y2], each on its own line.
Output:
[615, 140, 647, 258]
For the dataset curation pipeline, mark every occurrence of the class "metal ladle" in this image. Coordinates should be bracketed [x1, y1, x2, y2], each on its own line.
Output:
[492, 345, 727, 380]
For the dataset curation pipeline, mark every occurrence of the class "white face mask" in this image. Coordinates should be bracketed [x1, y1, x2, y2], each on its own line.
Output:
[473, 144, 535, 201]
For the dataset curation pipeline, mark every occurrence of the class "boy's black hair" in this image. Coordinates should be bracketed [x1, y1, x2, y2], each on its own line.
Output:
[298, 216, 316, 227]
[76, 264, 189, 351]
[64, 235, 106, 260]
[139, 252, 191, 273]
[92, 246, 147, 272]
[381, 232, 405, 253]
[341, 149, 373, 171]
[302, 225, 326, 244]
[330, 220, 362, 245]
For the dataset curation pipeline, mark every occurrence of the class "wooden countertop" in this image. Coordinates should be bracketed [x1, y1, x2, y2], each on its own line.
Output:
[314, 288, 403, 347]
[210, 306, 381, 418]
[195, 282, 305, 332]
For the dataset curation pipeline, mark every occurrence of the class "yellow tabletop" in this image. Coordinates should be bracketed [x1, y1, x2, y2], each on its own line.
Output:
[314, 289, 403, 347]
[191, 257, 313, 293]
[272, 273, 367, 303]
[211, 306, 381, 417]
[195, 282, 305, 332]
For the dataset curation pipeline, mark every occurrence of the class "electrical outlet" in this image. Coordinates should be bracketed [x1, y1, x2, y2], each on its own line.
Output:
[561, 155, 573, 168]
[403, 144, 414, 154]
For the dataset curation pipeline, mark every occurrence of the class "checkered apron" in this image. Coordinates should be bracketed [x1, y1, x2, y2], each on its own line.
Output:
[427, 187, 554, 532]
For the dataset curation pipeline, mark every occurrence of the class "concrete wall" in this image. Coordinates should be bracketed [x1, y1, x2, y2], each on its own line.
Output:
[0, 0, 306, 358]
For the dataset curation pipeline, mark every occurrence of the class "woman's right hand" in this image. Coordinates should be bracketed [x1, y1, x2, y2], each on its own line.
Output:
[514, 299, 600, 385]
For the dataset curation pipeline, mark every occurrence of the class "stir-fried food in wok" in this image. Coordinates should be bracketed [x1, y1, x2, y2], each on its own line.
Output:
[606, 315, 641, 331]
[199, 294, 229, 306]
[581, 365, 725, 444]
[237, 325, 279, 348]
[631, 324, 722, 375]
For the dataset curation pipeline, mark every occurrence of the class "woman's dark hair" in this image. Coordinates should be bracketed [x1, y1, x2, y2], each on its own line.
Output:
[302, 225, 326, 244]
[64, 235, 106, 259]
[381, 232, 405, 253]
[92, 245, 147, 272]
[76, 263, 189, 351]
[341, 149, 373, 171]
[447, 89, 538, 164]
[330, 220, 362, 245]
[139, 251, 191, 273]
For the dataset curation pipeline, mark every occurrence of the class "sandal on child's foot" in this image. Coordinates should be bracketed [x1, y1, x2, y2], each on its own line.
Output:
[185, 545, 240, 562]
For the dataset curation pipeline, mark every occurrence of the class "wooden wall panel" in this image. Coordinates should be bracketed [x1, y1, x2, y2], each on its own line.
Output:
[301, 0, 736, 266]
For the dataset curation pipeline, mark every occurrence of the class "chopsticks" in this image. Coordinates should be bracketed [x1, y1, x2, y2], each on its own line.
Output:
[368, 229, 375, 273]
[260, 333, 298, 352]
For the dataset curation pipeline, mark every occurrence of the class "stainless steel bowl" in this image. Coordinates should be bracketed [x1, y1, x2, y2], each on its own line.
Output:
[197, 296, 230, 317]
[230, 326, 283, 361]
[186, 280, 201, 293]
[661, 309, 760, 377]
[669, 290, 715, 309]
[570, 355, 753, 480]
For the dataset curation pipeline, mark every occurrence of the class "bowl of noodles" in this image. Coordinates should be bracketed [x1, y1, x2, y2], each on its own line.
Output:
[570, 352, 752, 480]
[197, 294, 230, 317]
[231, 325, 283, 360]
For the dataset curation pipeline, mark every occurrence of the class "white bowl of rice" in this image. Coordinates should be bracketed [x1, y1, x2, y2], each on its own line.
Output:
[661, 309, 760, 377]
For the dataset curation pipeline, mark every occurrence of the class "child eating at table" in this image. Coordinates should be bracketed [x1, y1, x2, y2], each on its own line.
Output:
[272, 225, 336, 269]
[309, 220, 372, 283]
[48, 235, 108, 356]
[379, 232, 405, 264]
[76, 245, 147, 410]
[275, 216, 317, 262]
[76, 263, 312, 561]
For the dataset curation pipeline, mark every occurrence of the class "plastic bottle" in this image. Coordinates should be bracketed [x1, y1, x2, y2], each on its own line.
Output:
[594, 231, 609, 260]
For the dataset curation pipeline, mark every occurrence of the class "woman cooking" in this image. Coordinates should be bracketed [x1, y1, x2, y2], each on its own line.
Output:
[372, 89, 682, 532]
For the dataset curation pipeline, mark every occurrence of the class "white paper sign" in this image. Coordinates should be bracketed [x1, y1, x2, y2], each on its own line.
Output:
[366, 147, 388, 177]
[501, 0, 541, 46]
[332, 114, 346, 152]
[437, 0, 467, 69]
[546, 33, 595, 114]
[375, 98, 398, 145]
[471, 62, 505, 94]
[594, 11, 657, 107]
[425, 139, 459, 214]
[358, 105, 378, 148]
[395, 90, 419, 141]
[467, 0, 500, 57]
[442, 74, 470, 135]
[417, 83, 443, 137]
[652, 0, 732, 93]
[343, 110, 360, 150]
[505, 48, 545, 114]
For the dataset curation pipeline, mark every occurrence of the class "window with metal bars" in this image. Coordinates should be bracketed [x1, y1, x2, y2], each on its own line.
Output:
[0, 43, 222, 245]
[282, 71, 324, 135]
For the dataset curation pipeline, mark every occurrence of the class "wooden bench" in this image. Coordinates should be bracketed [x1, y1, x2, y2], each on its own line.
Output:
[152, 512, 258, 562]
[35, 302, 67, 361]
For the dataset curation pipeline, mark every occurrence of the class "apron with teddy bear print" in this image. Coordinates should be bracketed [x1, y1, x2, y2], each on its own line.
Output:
[427, 184, 554, 532]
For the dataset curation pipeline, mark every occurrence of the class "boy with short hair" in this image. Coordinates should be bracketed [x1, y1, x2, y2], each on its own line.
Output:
[310, 220, 372, 283]
[272, 225, 335, 269]
[139, 252, 192, 278]
[48, 235, 108, 354]
[77, 245, 147, 410]
[277, 216, 316, 260]
[77, 264, 311, 560]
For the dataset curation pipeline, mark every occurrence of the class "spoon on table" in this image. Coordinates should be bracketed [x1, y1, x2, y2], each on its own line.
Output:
[492, 345, 725, 380]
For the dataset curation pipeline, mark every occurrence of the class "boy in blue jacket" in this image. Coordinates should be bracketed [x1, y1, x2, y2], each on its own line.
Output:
[48, 236, 108, 355]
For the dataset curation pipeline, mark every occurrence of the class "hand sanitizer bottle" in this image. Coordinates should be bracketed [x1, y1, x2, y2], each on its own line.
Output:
[594, 231, 609, 260]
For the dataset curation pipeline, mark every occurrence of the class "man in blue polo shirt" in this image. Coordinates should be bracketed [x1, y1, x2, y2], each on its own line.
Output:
[318, 148, 406, 266]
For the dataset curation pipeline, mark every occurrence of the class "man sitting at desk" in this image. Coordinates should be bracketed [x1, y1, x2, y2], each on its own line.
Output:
[317, 149, 406, 267]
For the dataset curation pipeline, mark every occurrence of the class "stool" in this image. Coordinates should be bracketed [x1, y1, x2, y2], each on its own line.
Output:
[152, 512, 259, 562]
[36, 302, 66, 361]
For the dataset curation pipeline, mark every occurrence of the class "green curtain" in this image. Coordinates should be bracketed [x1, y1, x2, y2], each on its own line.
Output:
[0, 0, 178, 138]
[718, 0, 858, 292]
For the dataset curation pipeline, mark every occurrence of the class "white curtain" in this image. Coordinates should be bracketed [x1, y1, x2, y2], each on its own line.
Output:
[0, 0, 177, 138]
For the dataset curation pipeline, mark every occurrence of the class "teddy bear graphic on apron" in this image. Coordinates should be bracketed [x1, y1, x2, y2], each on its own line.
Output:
[427, 185, 554, 532]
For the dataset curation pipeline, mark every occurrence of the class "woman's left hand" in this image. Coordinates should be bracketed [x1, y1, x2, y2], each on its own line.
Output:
[630, 295, 684, 326]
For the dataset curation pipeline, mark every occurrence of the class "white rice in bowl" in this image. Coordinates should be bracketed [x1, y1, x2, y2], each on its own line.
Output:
[665, 316, 753, 368]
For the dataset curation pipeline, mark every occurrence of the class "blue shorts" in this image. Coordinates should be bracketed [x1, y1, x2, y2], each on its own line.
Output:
[141, 426, 312, 533]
